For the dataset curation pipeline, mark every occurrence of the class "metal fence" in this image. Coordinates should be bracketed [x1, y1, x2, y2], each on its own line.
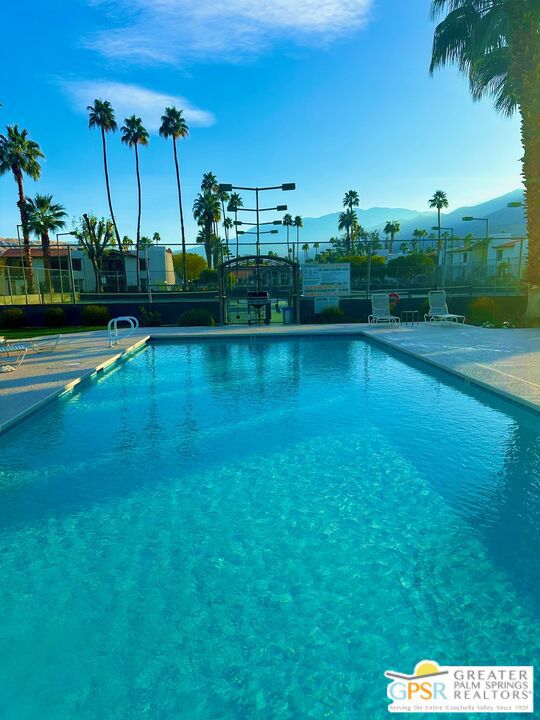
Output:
[0, 236, 528, 305]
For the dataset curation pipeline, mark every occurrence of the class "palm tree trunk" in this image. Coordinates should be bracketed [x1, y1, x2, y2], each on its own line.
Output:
[101, 128, 126, 288]
[172, 137, 187, 290]
[15, 170, 35, 292]
[41, 230, 52, 293]
[205, 220, 213, 269]
[507, 6, 540, 289]
[135, 143, 142, 291]
[286, 227, 290, 256]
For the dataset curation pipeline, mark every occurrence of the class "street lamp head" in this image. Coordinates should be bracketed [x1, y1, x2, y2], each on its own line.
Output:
[276, 205, 288, 212]
[218, 183, 233, 192]
[238, 230, 245, 235]
[273, 220, 282, 225]
[281, 183, 296, 191]
[234, 220, 243, 226]
[508, 202, 523, 208]
[270, 230, 279, 234]
[462, 216, 474, 221]
[431, 226, 439, 231]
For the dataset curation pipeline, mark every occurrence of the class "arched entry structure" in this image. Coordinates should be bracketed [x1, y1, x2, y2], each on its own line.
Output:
[219, 255, 300, 325]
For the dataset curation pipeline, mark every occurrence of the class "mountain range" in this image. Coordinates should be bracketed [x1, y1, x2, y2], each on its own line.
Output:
[247, 189, 527, 254]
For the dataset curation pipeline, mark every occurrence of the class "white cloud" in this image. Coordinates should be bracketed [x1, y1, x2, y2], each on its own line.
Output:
[85, 0, 373, 63]
[61, 80, 215, 130]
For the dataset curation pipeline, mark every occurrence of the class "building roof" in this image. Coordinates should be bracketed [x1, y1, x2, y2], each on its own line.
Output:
[1, 246, 70, 258]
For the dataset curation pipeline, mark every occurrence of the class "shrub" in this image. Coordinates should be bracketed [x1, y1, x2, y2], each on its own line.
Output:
[139, 306, 162, 327]
[79, 304, 110, 326]
[43, 307, 66, 328]
[197, 269, 219, 286]
[178, 309, 216, 326]
[468, 297, 500, 326]
[0, 308, 27, 329]
[318, 306, 345, 324]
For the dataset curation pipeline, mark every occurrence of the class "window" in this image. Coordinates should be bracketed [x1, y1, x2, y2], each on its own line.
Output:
[72, 259, 82, 272]
[496, 249, 504, 262]
[139, 258, 147, 271]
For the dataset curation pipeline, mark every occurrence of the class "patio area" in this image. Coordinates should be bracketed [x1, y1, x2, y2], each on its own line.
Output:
[1, 323, 540, 434]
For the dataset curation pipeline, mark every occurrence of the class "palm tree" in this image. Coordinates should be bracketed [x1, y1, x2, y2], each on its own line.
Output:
[223, 216, 234, 257]
[88, 100, 127, 284]
[283, 213, 293, 256]
[0, 125, 44, 291]
[193, 192, 221, 268]
[430, 0, 540, 286]
[159, 107, 189, 289]
[227, 192, 244, 261]
[384, 221, 401, 253]
[217, 187, 230, 257]
[201, 172, 218, 193]
[76, 215, 115, 293]
[302, 243, 310, 261]
[428, 190, 449, 251]
[343, 190, 360, 212]
[400, 242, 410, 255]
[26, 194, 67, 291]
[313, 241, 320, 259]
[121, 115, 149, 290]
[338, 209, 358, 254]
[293, 216, 303, 262]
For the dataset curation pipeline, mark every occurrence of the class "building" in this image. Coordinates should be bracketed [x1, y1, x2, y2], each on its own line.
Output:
[0, 243, 177, 295]
[445, 233, 527, 284]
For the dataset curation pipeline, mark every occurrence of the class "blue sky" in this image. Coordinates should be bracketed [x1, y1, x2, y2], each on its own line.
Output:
[0, 0, 523, 246]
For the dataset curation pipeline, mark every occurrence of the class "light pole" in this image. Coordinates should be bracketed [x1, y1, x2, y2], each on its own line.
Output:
[218, 183, 295, 258]
[463, 216, 489, 282]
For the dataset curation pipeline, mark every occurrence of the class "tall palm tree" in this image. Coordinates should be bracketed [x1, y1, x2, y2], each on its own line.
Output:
[338, 209, 358, 254]
[201, 172, 218, 193]
[343, 190, 360, 212]
[313, 241, 320, 259]
[193, 192, 221, 268]
[227, 192, 244, 261]
[302, 243, 310, 261]
[0, 125, 44, 291]
[121, 115, 149, 290]
[384, 221, 401, 253]
[428, 190, 449, 250]
[88, 100, 127, 285]
[293, 216, 303, 262]
[430, 0, 540, 286]
[283, 213, 293, 256]
[217, 187, 230, 258]
[159, 107, 189, 289]
[26, 194, 67, 291]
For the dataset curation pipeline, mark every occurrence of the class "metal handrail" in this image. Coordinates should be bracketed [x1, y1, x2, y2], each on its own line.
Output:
[108, 316, 139, 347]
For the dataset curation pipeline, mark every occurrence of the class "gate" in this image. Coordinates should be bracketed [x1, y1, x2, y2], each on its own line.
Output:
[219, 256, 300, 325]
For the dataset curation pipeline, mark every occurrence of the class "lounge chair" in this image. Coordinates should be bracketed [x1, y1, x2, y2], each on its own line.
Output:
[425, 291, 465, 325]
[0, 339, 28, 370]
[368, 293, 401, 324]
[27, 334, 62, 353]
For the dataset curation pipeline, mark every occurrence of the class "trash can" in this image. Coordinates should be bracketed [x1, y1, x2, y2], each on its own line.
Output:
[282, 307, 295, 325]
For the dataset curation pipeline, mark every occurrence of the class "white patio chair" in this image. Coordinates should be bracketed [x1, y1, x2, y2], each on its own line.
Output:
[425, 291, 465, 325]
[27, 334, 62, 352]
[0, 340, 28, 370]
[368, 293, 400, 324]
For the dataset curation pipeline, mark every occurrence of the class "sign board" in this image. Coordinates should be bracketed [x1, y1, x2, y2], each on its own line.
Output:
[314, 296, 340, 314]
[301, 263, 350, 297]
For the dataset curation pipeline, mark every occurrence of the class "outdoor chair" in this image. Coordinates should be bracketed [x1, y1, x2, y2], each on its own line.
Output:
[425, 291, 465, 325]
[26, 334, 62, 352]
[0, 339, 28, 371]
[368, 293, 400, 324]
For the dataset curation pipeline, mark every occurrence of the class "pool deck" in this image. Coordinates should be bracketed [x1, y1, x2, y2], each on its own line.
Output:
[1, 323, 540, 434]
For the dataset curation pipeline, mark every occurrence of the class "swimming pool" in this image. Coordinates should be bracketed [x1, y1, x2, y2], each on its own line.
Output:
[0, 336, 538, 719]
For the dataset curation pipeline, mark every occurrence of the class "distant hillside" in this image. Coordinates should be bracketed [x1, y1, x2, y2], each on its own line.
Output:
[242, 189, 526, 255]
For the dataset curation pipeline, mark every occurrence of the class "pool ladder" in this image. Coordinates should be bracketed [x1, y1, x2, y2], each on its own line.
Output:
[108, 316, 140, 347]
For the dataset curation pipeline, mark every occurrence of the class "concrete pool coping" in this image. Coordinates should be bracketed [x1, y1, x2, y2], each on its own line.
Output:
[1, 323, 540, 434]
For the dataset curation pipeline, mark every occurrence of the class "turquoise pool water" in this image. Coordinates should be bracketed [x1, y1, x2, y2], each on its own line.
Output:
[0, 337, 538, 719]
